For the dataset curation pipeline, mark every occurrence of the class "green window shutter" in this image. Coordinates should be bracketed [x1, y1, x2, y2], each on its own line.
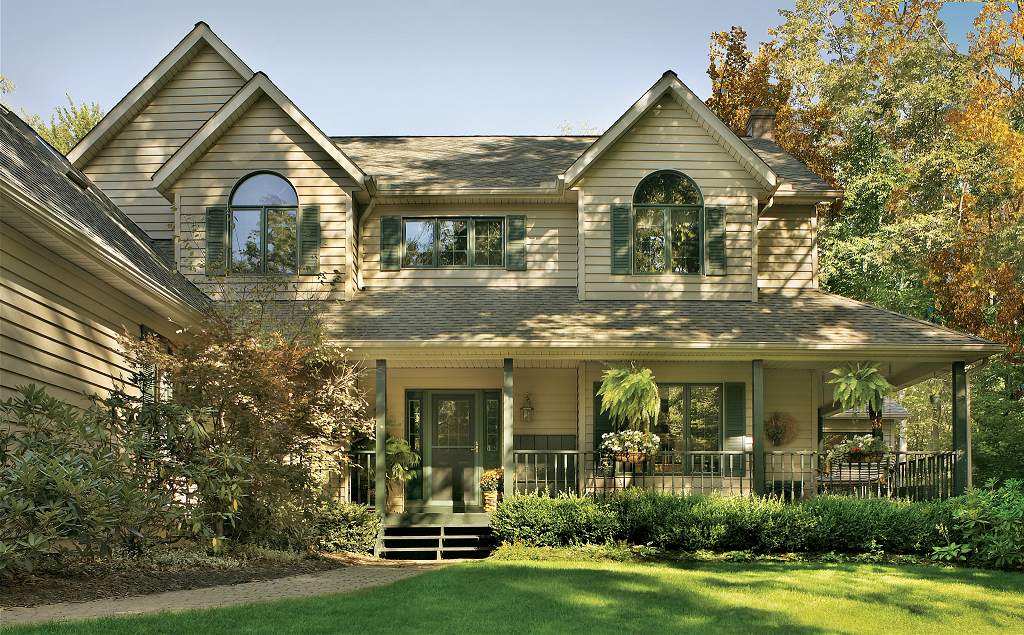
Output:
[723, 382, 746, 476]
[593, 382, 614, 451]
[298, 205, 320, 275]
[705, 206, 727, 276]
[506, 215, 527, 271]
[611, 205, 632, 275]
[205, 207, 227, 275]
[380, 216, 401, 271]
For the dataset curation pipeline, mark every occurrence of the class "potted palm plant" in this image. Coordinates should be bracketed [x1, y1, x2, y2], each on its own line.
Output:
[598, 364, 662, 462]
[480, 468, 503, 513]
[828, 363, 893, 436]
[384, 436, 421, 513]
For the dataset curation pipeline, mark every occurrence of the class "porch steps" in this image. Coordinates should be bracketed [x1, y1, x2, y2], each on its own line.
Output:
[378, 525, 496, 560]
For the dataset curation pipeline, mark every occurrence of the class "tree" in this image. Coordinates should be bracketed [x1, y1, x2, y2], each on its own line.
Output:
[706, 0, 1024, 480]
[22, 94, 104, 155]
[123, 287, 374, 547]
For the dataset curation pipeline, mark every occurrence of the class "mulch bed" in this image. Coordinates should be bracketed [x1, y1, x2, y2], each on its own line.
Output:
[1, 554, 352, 608]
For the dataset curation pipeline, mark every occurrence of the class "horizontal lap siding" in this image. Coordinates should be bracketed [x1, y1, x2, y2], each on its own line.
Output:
[763, 368, 817, 450]
[368, 367, 576, 440]
[0, 225, 167, 404]
[577, 96, 759, 300]
[758, 205, 817, 291]
[174, 97, 354, 300]
[83, 46, 245, 239]
[362, 203, 577, 287]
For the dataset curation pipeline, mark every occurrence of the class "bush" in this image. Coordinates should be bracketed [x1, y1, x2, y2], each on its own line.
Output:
[490, 493, 618, 547]
[311, 502, 381, 554]
[492, 490, 968, 558]
[945, 479, 1024, 570]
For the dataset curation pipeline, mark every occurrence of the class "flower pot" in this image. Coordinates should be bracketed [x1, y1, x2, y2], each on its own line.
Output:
[482, 490, 498, 513]
[386, 487, 405, 513]
[614, 451, 648, 463]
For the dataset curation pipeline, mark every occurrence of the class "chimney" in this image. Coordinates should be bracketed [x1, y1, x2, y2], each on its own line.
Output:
[745, 108, 776, 141]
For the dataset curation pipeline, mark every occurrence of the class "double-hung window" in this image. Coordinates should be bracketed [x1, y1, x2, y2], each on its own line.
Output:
[401, 217, 505, 268]
[632, 171, 704, 275]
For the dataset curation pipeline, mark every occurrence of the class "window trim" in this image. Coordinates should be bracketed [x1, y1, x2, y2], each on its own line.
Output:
[631, 170, 705, 277]
[400, 216, 506, 269]
[226, 172, 301, 275]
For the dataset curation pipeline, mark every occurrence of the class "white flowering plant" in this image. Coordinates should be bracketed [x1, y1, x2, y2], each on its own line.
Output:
[599, 430, 661, 457]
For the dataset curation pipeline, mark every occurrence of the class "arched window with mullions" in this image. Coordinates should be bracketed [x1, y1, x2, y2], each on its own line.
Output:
[228, 172, 299, 274]
[632, 170, 704, 274]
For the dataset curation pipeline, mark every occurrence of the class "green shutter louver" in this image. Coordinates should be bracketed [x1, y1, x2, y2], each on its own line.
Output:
[723, 382, 746, 476]
[205, 207, 227, 275]
[593, 382, 614, 451]
[380, 216, 401, 271]
[705, 206, 727, 276]
[298, 205, 320, 275]
[506, 215, 527, 271]
[611, 204, 632, 275]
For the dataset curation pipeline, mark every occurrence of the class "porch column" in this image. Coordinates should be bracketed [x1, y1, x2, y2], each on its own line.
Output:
[752, 359, 766, 495]
[952, 361, 970, 494]
[503, 358, 514, 500]
[375, 359, 387, 515]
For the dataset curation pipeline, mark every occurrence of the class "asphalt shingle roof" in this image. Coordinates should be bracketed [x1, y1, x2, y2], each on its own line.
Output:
[332, 136, 595, 190]
[332, 134, 833, 193]
[0, 108, 209, 313]
[742, 137, 834, 192]
[321, 287, 990, 348]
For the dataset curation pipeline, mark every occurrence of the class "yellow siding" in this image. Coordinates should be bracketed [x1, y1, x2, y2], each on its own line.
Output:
[758, 204, 817, 291]
[172, 96, 356, 299]
[82, 46, 246, 239]
[370, 367, 576, 439]
[764, 367, 817, 450]
[0, 225, 170, 405]
[361, 204, 577, 287]
[575, 95, 760, 300]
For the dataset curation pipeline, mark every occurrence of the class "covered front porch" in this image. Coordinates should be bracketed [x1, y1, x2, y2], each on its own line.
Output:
[343, 354, 973, 518]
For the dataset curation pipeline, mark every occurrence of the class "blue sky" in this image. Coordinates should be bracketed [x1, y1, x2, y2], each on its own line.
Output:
[0, 1, 981, 136]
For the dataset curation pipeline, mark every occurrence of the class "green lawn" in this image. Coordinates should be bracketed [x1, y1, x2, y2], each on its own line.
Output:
[6, 560, 1024, 634]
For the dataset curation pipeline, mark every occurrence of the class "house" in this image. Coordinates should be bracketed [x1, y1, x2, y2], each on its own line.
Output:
[824, 397, 911, 452]
[2, 23, 1003, 542]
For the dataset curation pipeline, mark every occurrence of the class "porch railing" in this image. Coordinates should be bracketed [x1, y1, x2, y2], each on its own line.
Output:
[514, 449, 959, 502]
[347, 449, 375, 505]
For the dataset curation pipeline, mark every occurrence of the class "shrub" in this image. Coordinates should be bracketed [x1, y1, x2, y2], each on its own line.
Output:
[0, 385, 247, 578]
[947, 479, 1024, 570]
[311, 502, 381, 554]
[493, 490, 963, 557]
[490, 493, 618, 547]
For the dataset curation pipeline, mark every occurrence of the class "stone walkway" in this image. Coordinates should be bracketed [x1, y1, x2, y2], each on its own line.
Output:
[0, 563, 439, 627]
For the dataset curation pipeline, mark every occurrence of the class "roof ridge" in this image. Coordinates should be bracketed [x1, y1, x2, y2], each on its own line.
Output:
[330, 134, 600, 139]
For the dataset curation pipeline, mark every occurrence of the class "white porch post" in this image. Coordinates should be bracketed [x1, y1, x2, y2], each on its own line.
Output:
[952, 361, 970, 494]
[503, 358, 514, 500]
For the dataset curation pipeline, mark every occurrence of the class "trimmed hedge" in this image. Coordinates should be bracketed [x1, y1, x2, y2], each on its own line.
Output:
[492, 490, 956, 555]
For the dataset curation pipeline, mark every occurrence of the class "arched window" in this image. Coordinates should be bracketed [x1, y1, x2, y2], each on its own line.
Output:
[632, 171, 704, 274]
[228, 172, 299, 274]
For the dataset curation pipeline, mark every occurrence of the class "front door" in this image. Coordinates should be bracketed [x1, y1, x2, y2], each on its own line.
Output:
[429, 393, 480, 509]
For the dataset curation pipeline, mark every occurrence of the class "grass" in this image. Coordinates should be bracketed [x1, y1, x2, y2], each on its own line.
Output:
[5, 560, 1024, 634]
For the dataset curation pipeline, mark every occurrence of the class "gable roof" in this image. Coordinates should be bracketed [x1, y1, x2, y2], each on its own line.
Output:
[0, 107, 209, 317]
[152, 73, 369, 194]
[333, 136, 595, 191]
[67, 22, 254, 169]
[562, 71, 778, 191]
[321, 287, 1000, 357]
